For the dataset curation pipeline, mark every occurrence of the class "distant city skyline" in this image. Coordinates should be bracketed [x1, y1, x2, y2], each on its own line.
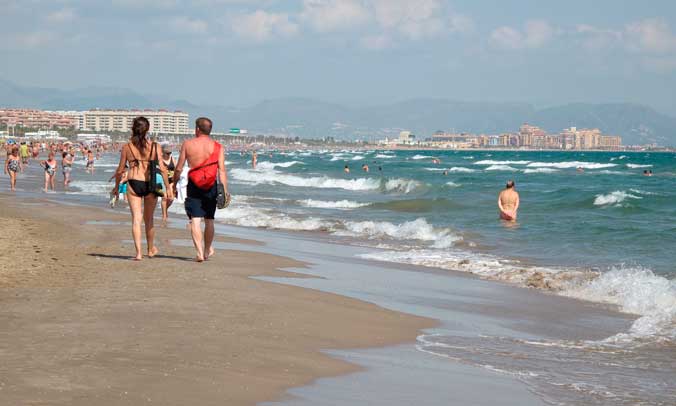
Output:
[1, 1, 676, 114]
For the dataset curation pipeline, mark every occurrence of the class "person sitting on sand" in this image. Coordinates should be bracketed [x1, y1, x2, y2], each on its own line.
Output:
[4, 146, 22, 191]
[172, 117, 227, 263]
[41, 152, 58, 192]
[498, 180, 520, 222]
[113, 116, 173, 261]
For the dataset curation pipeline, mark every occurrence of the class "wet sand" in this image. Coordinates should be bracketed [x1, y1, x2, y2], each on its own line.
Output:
[0, 195, 435, 405]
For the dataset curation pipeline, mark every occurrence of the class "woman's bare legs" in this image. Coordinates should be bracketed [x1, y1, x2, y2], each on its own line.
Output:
[144, 194, 159, 257]
[127, 192, 144, 260]
[9, 172, 16, 191]
[43, 172, 49, 192]
[161, 198, 173, 227]
[49, 174, 55, 191]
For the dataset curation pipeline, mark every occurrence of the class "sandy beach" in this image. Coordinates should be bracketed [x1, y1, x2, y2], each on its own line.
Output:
[0, 194, 435, 405]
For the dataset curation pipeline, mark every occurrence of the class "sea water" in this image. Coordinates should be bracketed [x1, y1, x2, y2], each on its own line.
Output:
[66, 148, 676, 405]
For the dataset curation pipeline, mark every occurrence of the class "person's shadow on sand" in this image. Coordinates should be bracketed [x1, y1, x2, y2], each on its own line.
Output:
[87, 253, 193, 262]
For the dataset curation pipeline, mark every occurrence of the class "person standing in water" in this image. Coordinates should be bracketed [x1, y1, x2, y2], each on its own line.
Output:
[61, 151, 74, 188]
[251, 150, 257, 169]
[4, 146, 22, 191]
[498, 180, 520, 221]
[172, 117, 227, 262]
[113, 116, 172, 261]
[41, 152, 58, 192]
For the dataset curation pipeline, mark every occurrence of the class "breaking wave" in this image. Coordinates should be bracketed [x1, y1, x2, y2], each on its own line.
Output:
[594, 190, 642, 206]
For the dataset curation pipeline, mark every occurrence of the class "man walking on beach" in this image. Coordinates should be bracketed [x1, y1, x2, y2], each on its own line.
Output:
[498, 180, 520, 221]
[172, 117, 227, 262]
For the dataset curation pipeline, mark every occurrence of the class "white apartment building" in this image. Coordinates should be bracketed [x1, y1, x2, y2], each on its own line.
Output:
[74, 109, 189, 134]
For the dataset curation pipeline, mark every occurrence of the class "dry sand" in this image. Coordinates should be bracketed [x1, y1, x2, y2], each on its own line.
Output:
[0, 195, 435, 405]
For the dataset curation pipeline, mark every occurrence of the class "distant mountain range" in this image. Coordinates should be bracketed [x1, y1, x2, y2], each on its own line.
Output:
[1, 79, 675, 145]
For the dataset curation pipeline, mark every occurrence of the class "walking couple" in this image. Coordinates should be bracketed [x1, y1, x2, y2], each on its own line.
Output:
[114, 116, 228, 262]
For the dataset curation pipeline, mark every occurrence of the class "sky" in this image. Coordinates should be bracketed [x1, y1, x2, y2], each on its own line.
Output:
[1, 0, 676, 114]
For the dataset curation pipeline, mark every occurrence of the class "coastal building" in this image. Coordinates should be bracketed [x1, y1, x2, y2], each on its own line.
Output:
[0, 109, 76, 129]
[80, 109, 189, 134]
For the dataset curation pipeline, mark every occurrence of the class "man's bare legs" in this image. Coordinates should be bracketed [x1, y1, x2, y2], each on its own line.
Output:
[127, 193, 144, 260]
[204, 219, 215, 260]
[190, 217, 205, 262]
[144, 195, 158, 257]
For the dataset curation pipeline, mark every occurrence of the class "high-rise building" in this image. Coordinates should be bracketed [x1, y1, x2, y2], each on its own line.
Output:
[80, 109, 189, 134]
[0, 109, 76, 129]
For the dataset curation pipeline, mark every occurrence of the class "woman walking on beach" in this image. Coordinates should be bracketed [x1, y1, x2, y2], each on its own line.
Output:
[160, 144, 176, 226]
[41, 152, 58, 192]
[114, 117, 173, 260]
[4, 146, 22, 191]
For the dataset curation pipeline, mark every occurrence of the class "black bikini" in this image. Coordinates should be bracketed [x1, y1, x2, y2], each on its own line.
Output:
[126, 143, 155, 197]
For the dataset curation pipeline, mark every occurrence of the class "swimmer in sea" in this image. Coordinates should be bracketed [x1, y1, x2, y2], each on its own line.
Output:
[362, 164, 369, 172]
[252, 151, 257, 169]
[498, 180, 520, 222]
[344, 164, 350, 174]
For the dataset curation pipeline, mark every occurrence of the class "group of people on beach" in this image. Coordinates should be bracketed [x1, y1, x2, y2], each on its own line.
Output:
[2, 140, 98, 192]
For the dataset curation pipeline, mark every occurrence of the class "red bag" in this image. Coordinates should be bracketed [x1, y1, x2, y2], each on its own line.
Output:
[188, 142, 221, 190]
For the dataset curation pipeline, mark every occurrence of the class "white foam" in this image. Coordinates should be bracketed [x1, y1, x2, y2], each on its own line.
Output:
[523, 168, 560, 174]
[230, 168, 381, 191]
[411, 154, 433, 160]
[446, 181, 461, 187]
[375, 154, 395, 159]
[383, 178, 423, 194]
[475, 160, 531, 165]
[485, 165, 518, 171]
[255, 161, 303, 170]
[351, 155, 365, 161]
[212, 205, 332, 231]
[298, 199, 368, 209]
[336, 218, 461, 249]
[527, 161, 617, 169]
[424, 168, 448, 172]
[562, 267, 676, 342]
[594, 190, 642, 206]
[68, 180, 113, 196]
[626, 164, 653, 169]
[449, 167, 477, 173]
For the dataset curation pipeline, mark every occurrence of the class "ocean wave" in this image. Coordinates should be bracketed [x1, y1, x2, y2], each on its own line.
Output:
[411, 154, 433, 160]
[449, 167, 477, 173]
[230, 168, 381, 191]
[527, 161, 618, 169]
[626, 164, 653, 169]
[361, 250, 675, 343]
[375, 154, 395, 159]
[298, 199, 368, 209]
[68, 180, 113, 196]
[383, 178, 424, 194]
[594, 190, 642, 206]
[485, 165, 518, 171]
[351, 155, 365, 161]
[212, 205, 332, 231]
[424, 167, 448, 172]
[446, 181, 461, 187]
[523, 168, 560, 174]
[562, 267, 676, 343]
[594, 170, 628, 175]
[474, 160, 531, 165]
[335, 218, 461, 248]
[255, 161, 303, 170]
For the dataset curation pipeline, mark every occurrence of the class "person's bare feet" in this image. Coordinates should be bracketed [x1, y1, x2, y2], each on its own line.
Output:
[148, 246, 159, 258]
[133, 254, 143, 261]
[195, 255, 204, 263]
[205, 247, 215, 261]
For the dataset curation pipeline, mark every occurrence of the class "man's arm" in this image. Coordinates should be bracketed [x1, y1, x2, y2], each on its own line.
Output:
[514, 193, 520, 212]
[497, 192, 505, 212]
[218, 145, 227, 192]
[172, 142, 187, 189]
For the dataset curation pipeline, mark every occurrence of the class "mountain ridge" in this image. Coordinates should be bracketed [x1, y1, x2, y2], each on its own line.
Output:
[0, 79, 674, 145]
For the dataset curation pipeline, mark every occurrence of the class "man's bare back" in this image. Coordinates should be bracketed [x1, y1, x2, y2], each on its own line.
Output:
[498, 181, 520, 221]
[182, 136, 217, 168]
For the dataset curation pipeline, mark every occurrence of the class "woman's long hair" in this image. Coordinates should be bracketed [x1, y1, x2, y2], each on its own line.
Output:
[130, 116, 150, 153]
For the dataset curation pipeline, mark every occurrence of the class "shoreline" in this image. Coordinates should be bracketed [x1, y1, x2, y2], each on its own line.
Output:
[0, 194, 436, 405]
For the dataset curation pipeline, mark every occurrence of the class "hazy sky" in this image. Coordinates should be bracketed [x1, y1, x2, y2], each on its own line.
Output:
[2, 0, 676, 114]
